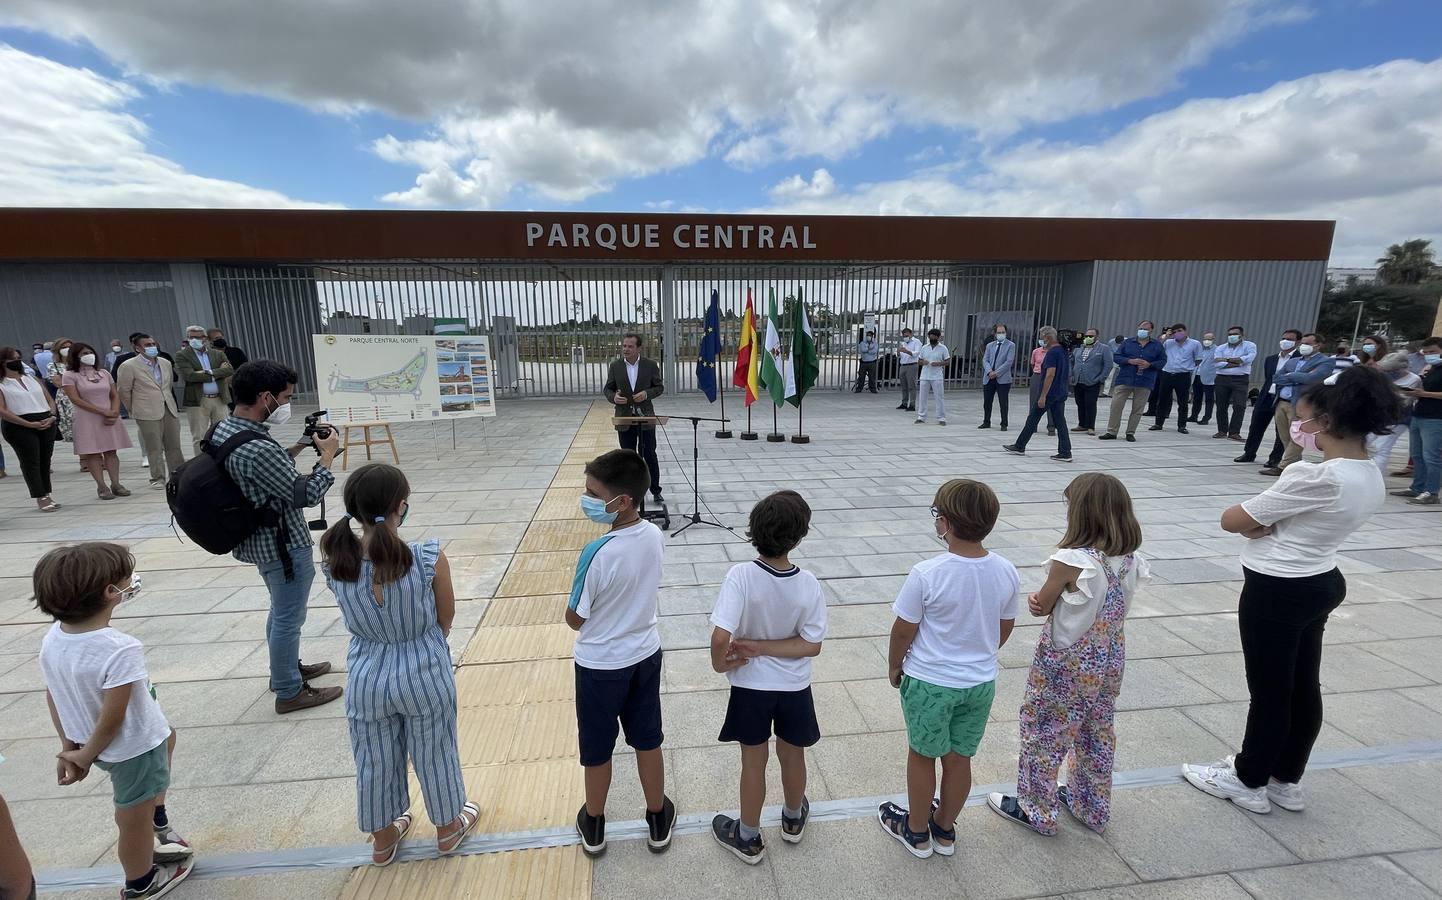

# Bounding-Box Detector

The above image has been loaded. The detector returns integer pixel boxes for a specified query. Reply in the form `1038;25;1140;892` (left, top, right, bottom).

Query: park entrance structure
0;209;1333;399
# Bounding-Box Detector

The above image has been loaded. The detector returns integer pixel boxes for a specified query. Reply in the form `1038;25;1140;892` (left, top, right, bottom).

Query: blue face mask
581;494;620;524
143;346;160;358
1426;354;1442;366
1227;334;1241;344
1136;329;1150;340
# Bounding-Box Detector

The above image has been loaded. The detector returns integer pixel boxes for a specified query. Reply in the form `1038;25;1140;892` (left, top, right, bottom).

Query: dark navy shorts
718;685;820;748
575;649;664;766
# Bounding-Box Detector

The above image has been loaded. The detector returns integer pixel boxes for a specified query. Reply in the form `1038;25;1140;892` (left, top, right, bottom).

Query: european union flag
697;288;722;402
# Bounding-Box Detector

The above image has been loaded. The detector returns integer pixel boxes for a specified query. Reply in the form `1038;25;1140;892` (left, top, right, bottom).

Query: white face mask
1202;340;1213;348
266;397;293;425
1297;343;1316;356
79;353;97;366
58;347;69;358
1279;339;1296;351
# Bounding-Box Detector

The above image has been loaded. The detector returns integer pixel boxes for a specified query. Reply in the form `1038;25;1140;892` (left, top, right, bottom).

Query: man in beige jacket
117;332;185;488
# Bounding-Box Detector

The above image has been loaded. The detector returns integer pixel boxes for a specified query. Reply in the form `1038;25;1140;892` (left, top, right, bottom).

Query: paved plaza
2;389;1440;899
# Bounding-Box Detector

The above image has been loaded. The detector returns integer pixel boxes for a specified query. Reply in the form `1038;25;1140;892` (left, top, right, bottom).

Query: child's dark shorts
575;649;664;766
718;685;820;748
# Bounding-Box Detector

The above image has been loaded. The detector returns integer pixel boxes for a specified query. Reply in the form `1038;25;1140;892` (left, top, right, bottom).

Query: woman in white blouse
1183;366;1401;813
0;345;62;511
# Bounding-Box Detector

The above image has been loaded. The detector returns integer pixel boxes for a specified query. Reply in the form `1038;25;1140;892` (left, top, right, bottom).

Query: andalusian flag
758;288;786;407
732;288;760;405
786;287;819;407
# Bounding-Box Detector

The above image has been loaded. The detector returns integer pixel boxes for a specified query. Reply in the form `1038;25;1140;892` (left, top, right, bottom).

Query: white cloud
0;45;335;208
768;169;837;202
758;59;1442;265
1;0;1300;206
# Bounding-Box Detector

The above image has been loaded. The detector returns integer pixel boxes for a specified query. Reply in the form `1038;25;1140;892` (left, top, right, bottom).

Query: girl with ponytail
320;463;479;865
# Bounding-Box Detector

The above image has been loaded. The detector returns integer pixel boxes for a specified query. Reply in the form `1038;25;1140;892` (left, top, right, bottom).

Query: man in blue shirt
1150;324;1203;433
1188;331;1218;427
853;330;879;394
1210;325;1258;439
1100;320;1165;442
1003;326;1072;461
1261;332;1335;476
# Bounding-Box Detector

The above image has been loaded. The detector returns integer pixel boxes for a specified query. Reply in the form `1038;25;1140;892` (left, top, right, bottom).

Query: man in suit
175;325;235;455
1233;332;1294;466
117;332;185;488
1261;331;1336;476
207;327;249;369
604;333;664;502
978;324;1015;430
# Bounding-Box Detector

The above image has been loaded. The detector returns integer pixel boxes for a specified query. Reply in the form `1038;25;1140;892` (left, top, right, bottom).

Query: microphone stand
669;414;734;537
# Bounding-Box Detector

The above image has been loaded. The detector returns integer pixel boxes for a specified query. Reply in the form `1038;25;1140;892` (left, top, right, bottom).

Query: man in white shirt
895;328;922;411
603;334;665;503
914;329;951;426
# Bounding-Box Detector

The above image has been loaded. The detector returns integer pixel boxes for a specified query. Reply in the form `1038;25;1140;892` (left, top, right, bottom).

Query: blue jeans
1013;396;1071;456
1409;417;1442;496
259;551;316;701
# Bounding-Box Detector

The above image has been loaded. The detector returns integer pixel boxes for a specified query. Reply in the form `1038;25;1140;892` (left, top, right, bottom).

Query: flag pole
715;362;732;438
767;403;784;442
790;395;810;443
741;405;756;440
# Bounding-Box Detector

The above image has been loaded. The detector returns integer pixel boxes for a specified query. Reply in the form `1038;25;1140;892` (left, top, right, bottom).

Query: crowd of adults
0;328;247;511
858;323;1442;497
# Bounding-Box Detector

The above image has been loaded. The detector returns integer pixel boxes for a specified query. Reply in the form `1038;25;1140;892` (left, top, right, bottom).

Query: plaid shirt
210;415;334;565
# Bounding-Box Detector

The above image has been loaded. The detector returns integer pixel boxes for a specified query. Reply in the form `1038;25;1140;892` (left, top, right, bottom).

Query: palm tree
1376;239;1437;285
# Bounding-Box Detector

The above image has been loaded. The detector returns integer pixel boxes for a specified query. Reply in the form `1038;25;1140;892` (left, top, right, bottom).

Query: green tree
1316;283;1440;345
1376;239;1437;285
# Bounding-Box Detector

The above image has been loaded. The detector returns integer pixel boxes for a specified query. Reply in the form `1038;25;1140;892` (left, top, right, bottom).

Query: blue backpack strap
568;533;617;611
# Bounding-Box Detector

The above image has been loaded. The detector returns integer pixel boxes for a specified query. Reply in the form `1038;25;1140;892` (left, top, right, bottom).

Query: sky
0;0;1439;265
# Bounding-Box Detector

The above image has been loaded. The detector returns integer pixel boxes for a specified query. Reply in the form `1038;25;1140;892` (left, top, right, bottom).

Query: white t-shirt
897;337;923;365
38;624;171;763
1240;458;1384;577
1045;549;1150;649
893;551;1020;689
710;561;827;691
917;343;950;381
573;520;665;670
0;375;51;415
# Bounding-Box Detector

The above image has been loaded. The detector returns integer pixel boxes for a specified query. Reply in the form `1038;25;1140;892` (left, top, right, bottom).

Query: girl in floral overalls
987;472;1148;835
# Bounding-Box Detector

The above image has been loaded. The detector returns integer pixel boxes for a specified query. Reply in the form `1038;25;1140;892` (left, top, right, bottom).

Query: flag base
740;431;758;440
766;433;786;442
714;429;733;439
790;434;811;444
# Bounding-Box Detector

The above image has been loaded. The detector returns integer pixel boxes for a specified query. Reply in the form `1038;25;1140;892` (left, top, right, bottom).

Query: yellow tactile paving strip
341;403;615;899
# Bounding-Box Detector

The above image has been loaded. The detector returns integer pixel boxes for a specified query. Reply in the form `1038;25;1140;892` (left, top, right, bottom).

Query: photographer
211;360;342;714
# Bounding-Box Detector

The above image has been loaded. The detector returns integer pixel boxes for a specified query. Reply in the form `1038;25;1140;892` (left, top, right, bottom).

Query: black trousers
1234;566;1346;788
1072;382;1101;431
853;360;878;392
618;426;662;496
1153;371;1191;427
1188;376;1215;423
1;413;57;499
1213;374;1250;435
982;380;1010;426
1242;396;1285;463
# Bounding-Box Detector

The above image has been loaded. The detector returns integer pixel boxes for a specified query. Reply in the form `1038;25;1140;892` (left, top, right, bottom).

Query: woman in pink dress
61;342;132;500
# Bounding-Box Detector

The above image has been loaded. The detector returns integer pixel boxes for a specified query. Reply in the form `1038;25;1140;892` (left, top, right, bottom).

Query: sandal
437;802;481;856
877;801;932;859
37;502;60;513
111;484;132;497
98;487;116;501
928;799;956;857
369;813;413;867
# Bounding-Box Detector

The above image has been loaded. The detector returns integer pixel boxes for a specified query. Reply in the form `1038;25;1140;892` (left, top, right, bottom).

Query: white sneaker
1222;754;1304;811
1181;760;1271;813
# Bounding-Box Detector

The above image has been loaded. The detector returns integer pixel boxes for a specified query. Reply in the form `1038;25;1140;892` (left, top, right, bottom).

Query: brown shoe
275;683;343;714
1391;468;1413;478
298;660;333;680
1259;467;1283;477
1228;434;1244;442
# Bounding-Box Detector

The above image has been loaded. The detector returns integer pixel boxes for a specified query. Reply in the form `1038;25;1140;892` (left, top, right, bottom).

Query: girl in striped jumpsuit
987;472;1147;835
321;463;479;866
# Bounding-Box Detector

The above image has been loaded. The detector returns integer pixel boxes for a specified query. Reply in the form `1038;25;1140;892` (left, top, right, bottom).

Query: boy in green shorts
36;543;193;898
878;480;1018;859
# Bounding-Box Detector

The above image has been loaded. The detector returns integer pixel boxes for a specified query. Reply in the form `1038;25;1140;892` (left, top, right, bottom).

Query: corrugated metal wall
0;263;182;356
209;266;326;395
1090;260;1327;382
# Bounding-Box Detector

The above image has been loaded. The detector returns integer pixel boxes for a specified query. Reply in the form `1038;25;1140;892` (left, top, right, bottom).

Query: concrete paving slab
1390;849;1442;894
1230;856;1438;900
1060;874;1254;900
591;827;777;900
1247;769;1438;860
948;802;1141;899
1101;784;1297;880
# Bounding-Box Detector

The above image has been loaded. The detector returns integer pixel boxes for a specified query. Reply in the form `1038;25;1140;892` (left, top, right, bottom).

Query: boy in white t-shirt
878;480;1019;859
708;490;827;864
565;449;675;857
35;543;193;899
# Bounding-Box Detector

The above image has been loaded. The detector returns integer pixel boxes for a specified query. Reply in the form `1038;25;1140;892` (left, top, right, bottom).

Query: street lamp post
1349;300;1365;349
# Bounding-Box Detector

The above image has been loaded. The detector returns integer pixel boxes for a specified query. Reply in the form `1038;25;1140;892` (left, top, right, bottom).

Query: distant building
1326;267;1378;288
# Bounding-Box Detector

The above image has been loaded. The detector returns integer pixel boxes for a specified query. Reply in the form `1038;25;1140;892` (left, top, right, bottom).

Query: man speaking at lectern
604;333;664;503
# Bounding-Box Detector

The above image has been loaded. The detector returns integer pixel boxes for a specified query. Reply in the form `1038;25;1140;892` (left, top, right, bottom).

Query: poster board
313;334;497;422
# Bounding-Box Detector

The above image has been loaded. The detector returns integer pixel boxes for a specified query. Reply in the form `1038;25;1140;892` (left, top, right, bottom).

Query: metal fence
207;260;1064;396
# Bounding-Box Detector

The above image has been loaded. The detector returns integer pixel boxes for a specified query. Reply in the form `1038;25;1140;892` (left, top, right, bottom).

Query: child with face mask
35;543;193;899
565;449;675;858
319;463;480;865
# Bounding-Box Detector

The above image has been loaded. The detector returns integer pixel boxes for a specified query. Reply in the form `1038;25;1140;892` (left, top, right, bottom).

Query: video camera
302;409;335;452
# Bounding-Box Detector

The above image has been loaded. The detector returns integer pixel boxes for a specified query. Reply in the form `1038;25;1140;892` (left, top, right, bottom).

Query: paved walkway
2;390;1439;899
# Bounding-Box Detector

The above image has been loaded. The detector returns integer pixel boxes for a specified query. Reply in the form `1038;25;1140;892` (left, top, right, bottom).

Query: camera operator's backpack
166;425;285;558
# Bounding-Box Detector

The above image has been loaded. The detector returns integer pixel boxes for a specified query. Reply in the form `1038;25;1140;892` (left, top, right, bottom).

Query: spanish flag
732;288;760;405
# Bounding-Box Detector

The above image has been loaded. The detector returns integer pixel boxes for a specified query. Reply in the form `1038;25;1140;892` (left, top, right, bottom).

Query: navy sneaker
576;806;606;857
985;793;1048;834
711;814;765;864
645;795;676;853
780;796;809;844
